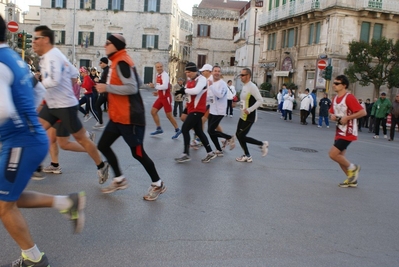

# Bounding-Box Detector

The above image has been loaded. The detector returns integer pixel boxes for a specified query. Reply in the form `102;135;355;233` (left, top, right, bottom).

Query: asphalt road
2;90;399;266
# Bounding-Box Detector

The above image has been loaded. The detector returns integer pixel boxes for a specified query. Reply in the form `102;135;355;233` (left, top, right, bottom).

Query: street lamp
251;8;258;82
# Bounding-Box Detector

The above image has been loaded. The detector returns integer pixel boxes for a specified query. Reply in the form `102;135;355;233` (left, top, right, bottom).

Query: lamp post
251;8;258;82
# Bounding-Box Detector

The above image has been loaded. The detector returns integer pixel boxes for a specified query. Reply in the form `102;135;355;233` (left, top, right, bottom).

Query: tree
345;37;399;98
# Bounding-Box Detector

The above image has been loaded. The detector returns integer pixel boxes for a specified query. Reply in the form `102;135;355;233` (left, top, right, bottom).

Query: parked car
259;90;278;111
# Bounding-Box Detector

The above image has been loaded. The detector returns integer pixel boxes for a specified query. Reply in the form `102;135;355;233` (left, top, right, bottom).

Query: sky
15;0;203;14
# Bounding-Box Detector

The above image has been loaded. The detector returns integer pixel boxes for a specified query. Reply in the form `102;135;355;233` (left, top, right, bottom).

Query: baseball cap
199;64;213;72
381;92;386;96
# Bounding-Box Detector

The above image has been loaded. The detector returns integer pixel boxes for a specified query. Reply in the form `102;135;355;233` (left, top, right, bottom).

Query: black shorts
53;121;70;137
182;108;188;115
39;104;82;134
334;139;352;151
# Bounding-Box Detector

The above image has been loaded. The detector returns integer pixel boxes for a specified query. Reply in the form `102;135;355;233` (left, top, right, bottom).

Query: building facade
191;0;248;83
37;0;191;83
258;0;399;100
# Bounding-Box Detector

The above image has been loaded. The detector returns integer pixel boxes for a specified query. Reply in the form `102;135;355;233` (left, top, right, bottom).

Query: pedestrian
282;88;294;121
0;15;86;266
280;84;288;119
368;97;377;133
310;89;317;125
388;93;399;141
172;78;185;117
328;75;366;188
372;92;392;139
32;25;109;184
78;66;100;123
174;62;217;163
148;62;182;139
318;93;331;128
298;88;314;125
235;68;269;163
96;34;166;201
93;57;110;129
357;99;366;132
226;80;236;117
207;65;236;156
363;98;371;128
277;89;283;114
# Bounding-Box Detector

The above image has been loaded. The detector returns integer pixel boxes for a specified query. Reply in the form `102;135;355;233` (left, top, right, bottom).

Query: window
80;0;95;9
282;30;286;48
108;0;124;11
287;28;295;47
144;67;153;84
144;0;160;12
197;55;206;68
142;35;159;49
197;24;210;37
360;22;371;42
233;27;239;39
230;57;235;66
80;59;90;68
267;33;276;50
368;0;382;9
308;22;321;44
372;23;383;40
52;0;66;8
78;32;94;47
54;30;66;45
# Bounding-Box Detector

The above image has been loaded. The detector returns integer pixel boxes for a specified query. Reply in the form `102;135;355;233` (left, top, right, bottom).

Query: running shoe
43;164;62;174
339;180;358;188
143;182;167;201
261;141;269;157
93;122;105;129
9;252;50;267
97;161;109;184
150;128;163;136
175;154;191;163
101;178;128;194
31;172;46;181
60;191;86;234
83;114;92;122
215;150;224;157
346;164;360;184
221;139;230;150
236;155;253;163
171;129;182;140
201;152;217;163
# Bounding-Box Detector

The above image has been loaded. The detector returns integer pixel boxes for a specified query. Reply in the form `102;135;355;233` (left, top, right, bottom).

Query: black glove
176;87;185;95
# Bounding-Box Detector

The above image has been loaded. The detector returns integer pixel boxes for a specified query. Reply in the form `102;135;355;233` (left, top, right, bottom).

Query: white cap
199;64;213;72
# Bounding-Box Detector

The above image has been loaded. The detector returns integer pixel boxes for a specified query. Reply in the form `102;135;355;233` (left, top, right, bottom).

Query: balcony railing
259;0;399;26
233;32;247;43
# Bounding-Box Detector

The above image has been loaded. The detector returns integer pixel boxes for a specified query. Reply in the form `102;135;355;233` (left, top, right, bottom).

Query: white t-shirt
39;47;79;108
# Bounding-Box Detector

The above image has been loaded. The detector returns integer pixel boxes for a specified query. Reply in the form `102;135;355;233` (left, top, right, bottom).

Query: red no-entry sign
7;21;19;33
317;60;327;70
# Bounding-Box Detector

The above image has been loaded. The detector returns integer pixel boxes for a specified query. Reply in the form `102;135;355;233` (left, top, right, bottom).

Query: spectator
318;93;331;128
372;92;392;139
388;93;399;141
282;89;294;121
310;89;317;125
299;88;314;125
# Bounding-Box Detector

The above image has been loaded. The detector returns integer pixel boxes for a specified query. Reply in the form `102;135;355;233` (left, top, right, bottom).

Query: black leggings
181;112;212;155
207;114;232;151
97;124;160;183
79;93;99;122
235;118;262;156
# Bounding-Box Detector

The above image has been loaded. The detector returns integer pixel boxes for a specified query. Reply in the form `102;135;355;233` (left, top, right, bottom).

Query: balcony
233;32;247;43
259;0;399;27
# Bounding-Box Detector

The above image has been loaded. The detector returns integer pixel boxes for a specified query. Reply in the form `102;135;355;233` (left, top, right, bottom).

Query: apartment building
191;0;247;82
39;0;192;82
258;0;399;99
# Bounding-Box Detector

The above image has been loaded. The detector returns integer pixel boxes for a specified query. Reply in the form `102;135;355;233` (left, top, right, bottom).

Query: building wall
259;1;399;101
38;0;189;82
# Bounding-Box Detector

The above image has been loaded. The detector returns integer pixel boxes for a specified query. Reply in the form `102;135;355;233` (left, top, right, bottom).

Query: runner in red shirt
328;75;366;188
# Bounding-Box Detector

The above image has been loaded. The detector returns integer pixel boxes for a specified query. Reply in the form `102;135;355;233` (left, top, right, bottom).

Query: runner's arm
0;63;16;126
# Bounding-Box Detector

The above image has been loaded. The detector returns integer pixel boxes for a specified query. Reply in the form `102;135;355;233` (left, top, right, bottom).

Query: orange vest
107;50;145;125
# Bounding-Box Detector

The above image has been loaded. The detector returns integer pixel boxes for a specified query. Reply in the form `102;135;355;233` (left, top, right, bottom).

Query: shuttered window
142;35;159;49
108;0;124;11
360;22;370;42
372;23;383;40
144;0;160;12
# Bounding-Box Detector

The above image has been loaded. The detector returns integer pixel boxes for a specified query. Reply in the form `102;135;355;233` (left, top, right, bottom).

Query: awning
274;71;290;77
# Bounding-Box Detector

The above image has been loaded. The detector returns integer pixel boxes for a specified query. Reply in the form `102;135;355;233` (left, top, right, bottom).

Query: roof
198;0;249;11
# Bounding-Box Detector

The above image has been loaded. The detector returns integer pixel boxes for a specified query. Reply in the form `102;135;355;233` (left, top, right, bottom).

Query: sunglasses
34;36;45;40
333;82;342;85
239;74;248;77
